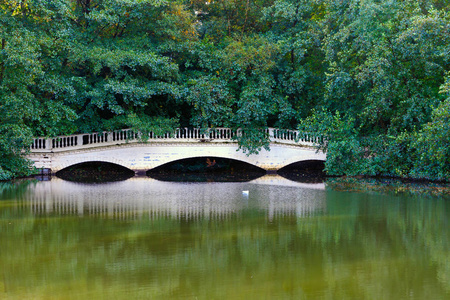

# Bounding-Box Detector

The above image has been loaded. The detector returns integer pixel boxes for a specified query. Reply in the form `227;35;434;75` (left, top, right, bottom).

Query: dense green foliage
1;0;450;180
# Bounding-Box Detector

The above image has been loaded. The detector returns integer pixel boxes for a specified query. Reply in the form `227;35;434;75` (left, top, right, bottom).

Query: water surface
0;176;448;299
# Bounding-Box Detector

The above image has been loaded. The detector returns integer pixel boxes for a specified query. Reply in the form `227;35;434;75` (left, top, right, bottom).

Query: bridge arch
55;161;135;182
278;159;326;172
56;161;135;173
146;156;267;181
277;159;326;183
53;157;133;174
147;156;266;172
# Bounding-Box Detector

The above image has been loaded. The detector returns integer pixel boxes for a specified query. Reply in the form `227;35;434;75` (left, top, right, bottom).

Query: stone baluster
268;128;274;141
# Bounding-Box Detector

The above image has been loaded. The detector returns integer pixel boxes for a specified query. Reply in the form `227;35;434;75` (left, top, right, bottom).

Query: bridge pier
134;170;148;176
35;168;52;175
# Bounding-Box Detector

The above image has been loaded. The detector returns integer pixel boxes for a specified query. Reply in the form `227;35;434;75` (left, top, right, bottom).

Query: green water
0;176;448;299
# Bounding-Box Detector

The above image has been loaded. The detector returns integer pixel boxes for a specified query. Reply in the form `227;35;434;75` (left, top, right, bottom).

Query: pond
0;176;448;299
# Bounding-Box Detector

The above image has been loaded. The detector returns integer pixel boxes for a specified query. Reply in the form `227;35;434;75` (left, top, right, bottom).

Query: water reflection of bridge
28;176;326;220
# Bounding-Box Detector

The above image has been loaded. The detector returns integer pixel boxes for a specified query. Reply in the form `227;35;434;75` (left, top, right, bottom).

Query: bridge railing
30;128;321;152
269;128;323;144
29;130;139;152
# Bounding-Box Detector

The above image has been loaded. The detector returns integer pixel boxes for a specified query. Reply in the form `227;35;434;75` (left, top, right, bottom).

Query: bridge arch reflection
27;176;326;221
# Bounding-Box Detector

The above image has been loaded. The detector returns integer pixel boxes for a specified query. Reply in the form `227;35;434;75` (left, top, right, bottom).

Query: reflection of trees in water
309;192;450;297
0;179;448;299
0;180;35;201
326;177;450;197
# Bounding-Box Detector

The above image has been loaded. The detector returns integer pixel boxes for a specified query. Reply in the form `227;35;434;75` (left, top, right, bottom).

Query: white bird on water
242;190;249;197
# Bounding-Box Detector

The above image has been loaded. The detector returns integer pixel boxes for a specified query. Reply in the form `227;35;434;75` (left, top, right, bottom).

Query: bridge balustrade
30;127;321;152
52;135;79;149
30;138;48;150
84;132;106;145
111;130;137;142
273;129;324;144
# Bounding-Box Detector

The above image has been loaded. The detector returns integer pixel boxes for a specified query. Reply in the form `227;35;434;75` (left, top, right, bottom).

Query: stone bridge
27;128;326;175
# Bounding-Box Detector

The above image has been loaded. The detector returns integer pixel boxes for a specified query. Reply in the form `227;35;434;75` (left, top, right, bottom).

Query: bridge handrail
30;127;322;152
